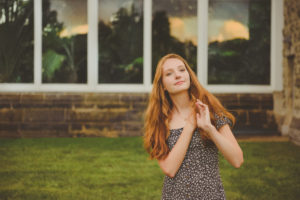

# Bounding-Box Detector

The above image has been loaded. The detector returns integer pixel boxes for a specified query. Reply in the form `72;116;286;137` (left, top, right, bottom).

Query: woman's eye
180;68;185;72
166;72;172;76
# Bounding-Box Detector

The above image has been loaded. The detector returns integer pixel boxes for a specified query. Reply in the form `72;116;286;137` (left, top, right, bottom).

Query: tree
152;11;197;80
98;3;143;83
0;0;34;83
42;0;87;83
208;0;271;85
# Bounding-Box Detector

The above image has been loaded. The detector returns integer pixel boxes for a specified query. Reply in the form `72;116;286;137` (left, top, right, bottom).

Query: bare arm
196;99;244;168
157;116;195;178
206;124;244;168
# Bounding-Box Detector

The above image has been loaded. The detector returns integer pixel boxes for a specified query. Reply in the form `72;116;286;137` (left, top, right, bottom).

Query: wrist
204;124;215;133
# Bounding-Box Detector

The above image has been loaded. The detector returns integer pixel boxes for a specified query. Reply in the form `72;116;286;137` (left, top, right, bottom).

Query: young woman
144;53;244;199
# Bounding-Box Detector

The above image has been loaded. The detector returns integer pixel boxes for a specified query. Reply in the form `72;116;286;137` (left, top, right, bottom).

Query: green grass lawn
0;137;299;200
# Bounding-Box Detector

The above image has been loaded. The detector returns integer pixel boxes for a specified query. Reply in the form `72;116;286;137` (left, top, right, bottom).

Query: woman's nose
175;72;181;79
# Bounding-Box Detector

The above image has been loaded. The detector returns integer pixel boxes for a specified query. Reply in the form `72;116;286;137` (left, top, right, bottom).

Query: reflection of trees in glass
0;0;34;83
42;0;87;83
98;4;143;83
208;0;270;85
152;11;197;80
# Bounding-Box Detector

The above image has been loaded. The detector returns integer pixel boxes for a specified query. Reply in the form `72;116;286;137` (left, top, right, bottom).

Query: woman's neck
169;91;191;114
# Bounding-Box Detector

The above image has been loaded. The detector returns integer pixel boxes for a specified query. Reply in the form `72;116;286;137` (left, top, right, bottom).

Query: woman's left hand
195;99;213;133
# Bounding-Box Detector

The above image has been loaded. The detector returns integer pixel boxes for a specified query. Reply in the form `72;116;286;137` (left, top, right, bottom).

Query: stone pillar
279;0;300;145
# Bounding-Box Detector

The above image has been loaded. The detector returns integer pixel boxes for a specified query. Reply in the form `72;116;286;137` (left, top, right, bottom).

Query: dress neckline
169;127;184;131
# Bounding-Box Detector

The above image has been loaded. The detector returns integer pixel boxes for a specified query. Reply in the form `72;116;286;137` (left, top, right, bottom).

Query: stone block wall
274;0;300;145
215;94;278;135
0;93;148;138
0;93;279;138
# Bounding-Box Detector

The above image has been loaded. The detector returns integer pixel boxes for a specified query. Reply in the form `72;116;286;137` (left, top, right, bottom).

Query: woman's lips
175;81;184;85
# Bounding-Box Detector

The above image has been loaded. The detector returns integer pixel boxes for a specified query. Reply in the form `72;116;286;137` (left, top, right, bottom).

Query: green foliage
0;138;299;200
0;0;272;84
121;57;144;82
152;11;197;79
0;0;34;83
42;50;66;81
98;4;143;83
99;5;196;83
0;0;87;83
41;1;87;83
208;0;271;85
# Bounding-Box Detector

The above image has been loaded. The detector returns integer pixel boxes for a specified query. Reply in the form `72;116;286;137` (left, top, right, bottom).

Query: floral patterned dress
161;114;233;200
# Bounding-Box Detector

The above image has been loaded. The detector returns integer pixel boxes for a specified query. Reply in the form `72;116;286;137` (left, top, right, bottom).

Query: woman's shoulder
213;112;233;130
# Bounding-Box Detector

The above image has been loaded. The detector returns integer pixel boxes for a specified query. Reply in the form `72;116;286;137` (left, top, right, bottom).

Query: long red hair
144;53;235;160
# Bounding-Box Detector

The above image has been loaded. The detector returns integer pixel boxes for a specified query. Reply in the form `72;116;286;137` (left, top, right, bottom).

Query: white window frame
0;0;283;93
198;0;283;93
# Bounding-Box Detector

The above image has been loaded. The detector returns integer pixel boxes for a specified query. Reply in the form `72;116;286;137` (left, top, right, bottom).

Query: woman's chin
168;87;189;95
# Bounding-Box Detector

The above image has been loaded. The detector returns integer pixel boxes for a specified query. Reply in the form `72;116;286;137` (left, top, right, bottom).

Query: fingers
195;99;212;130
195;100;206;112
196;99;209;112
196;99;206;107
195;100;211;122
196;113;200;120
195;102;202;113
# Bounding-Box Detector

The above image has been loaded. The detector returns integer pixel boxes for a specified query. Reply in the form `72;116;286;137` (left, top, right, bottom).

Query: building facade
0;0;299;145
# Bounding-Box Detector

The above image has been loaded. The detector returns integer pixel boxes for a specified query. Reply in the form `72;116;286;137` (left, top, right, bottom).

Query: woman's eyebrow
164;68;173;73
164;65;185;73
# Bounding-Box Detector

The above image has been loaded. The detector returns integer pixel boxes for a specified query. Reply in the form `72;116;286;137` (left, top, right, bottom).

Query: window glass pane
98;0;143;83
0;0;34;83
152;0;197;80
42;0;87;83
208;0;271;85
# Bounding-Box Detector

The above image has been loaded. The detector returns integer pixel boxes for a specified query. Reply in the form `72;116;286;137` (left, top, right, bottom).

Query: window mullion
144;0;152;89
34;0;42;89
197;0;208;87
271;0;283;91
88;0;98;89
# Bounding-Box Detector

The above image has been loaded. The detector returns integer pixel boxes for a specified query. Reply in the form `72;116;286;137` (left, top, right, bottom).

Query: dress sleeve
213;112;233;130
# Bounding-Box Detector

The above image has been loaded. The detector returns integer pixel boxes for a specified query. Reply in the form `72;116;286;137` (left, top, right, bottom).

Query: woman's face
162;58;191;95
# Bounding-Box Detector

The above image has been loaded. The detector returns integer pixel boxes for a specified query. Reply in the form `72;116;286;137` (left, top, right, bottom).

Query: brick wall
215;94;278;135
0;93;279;138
